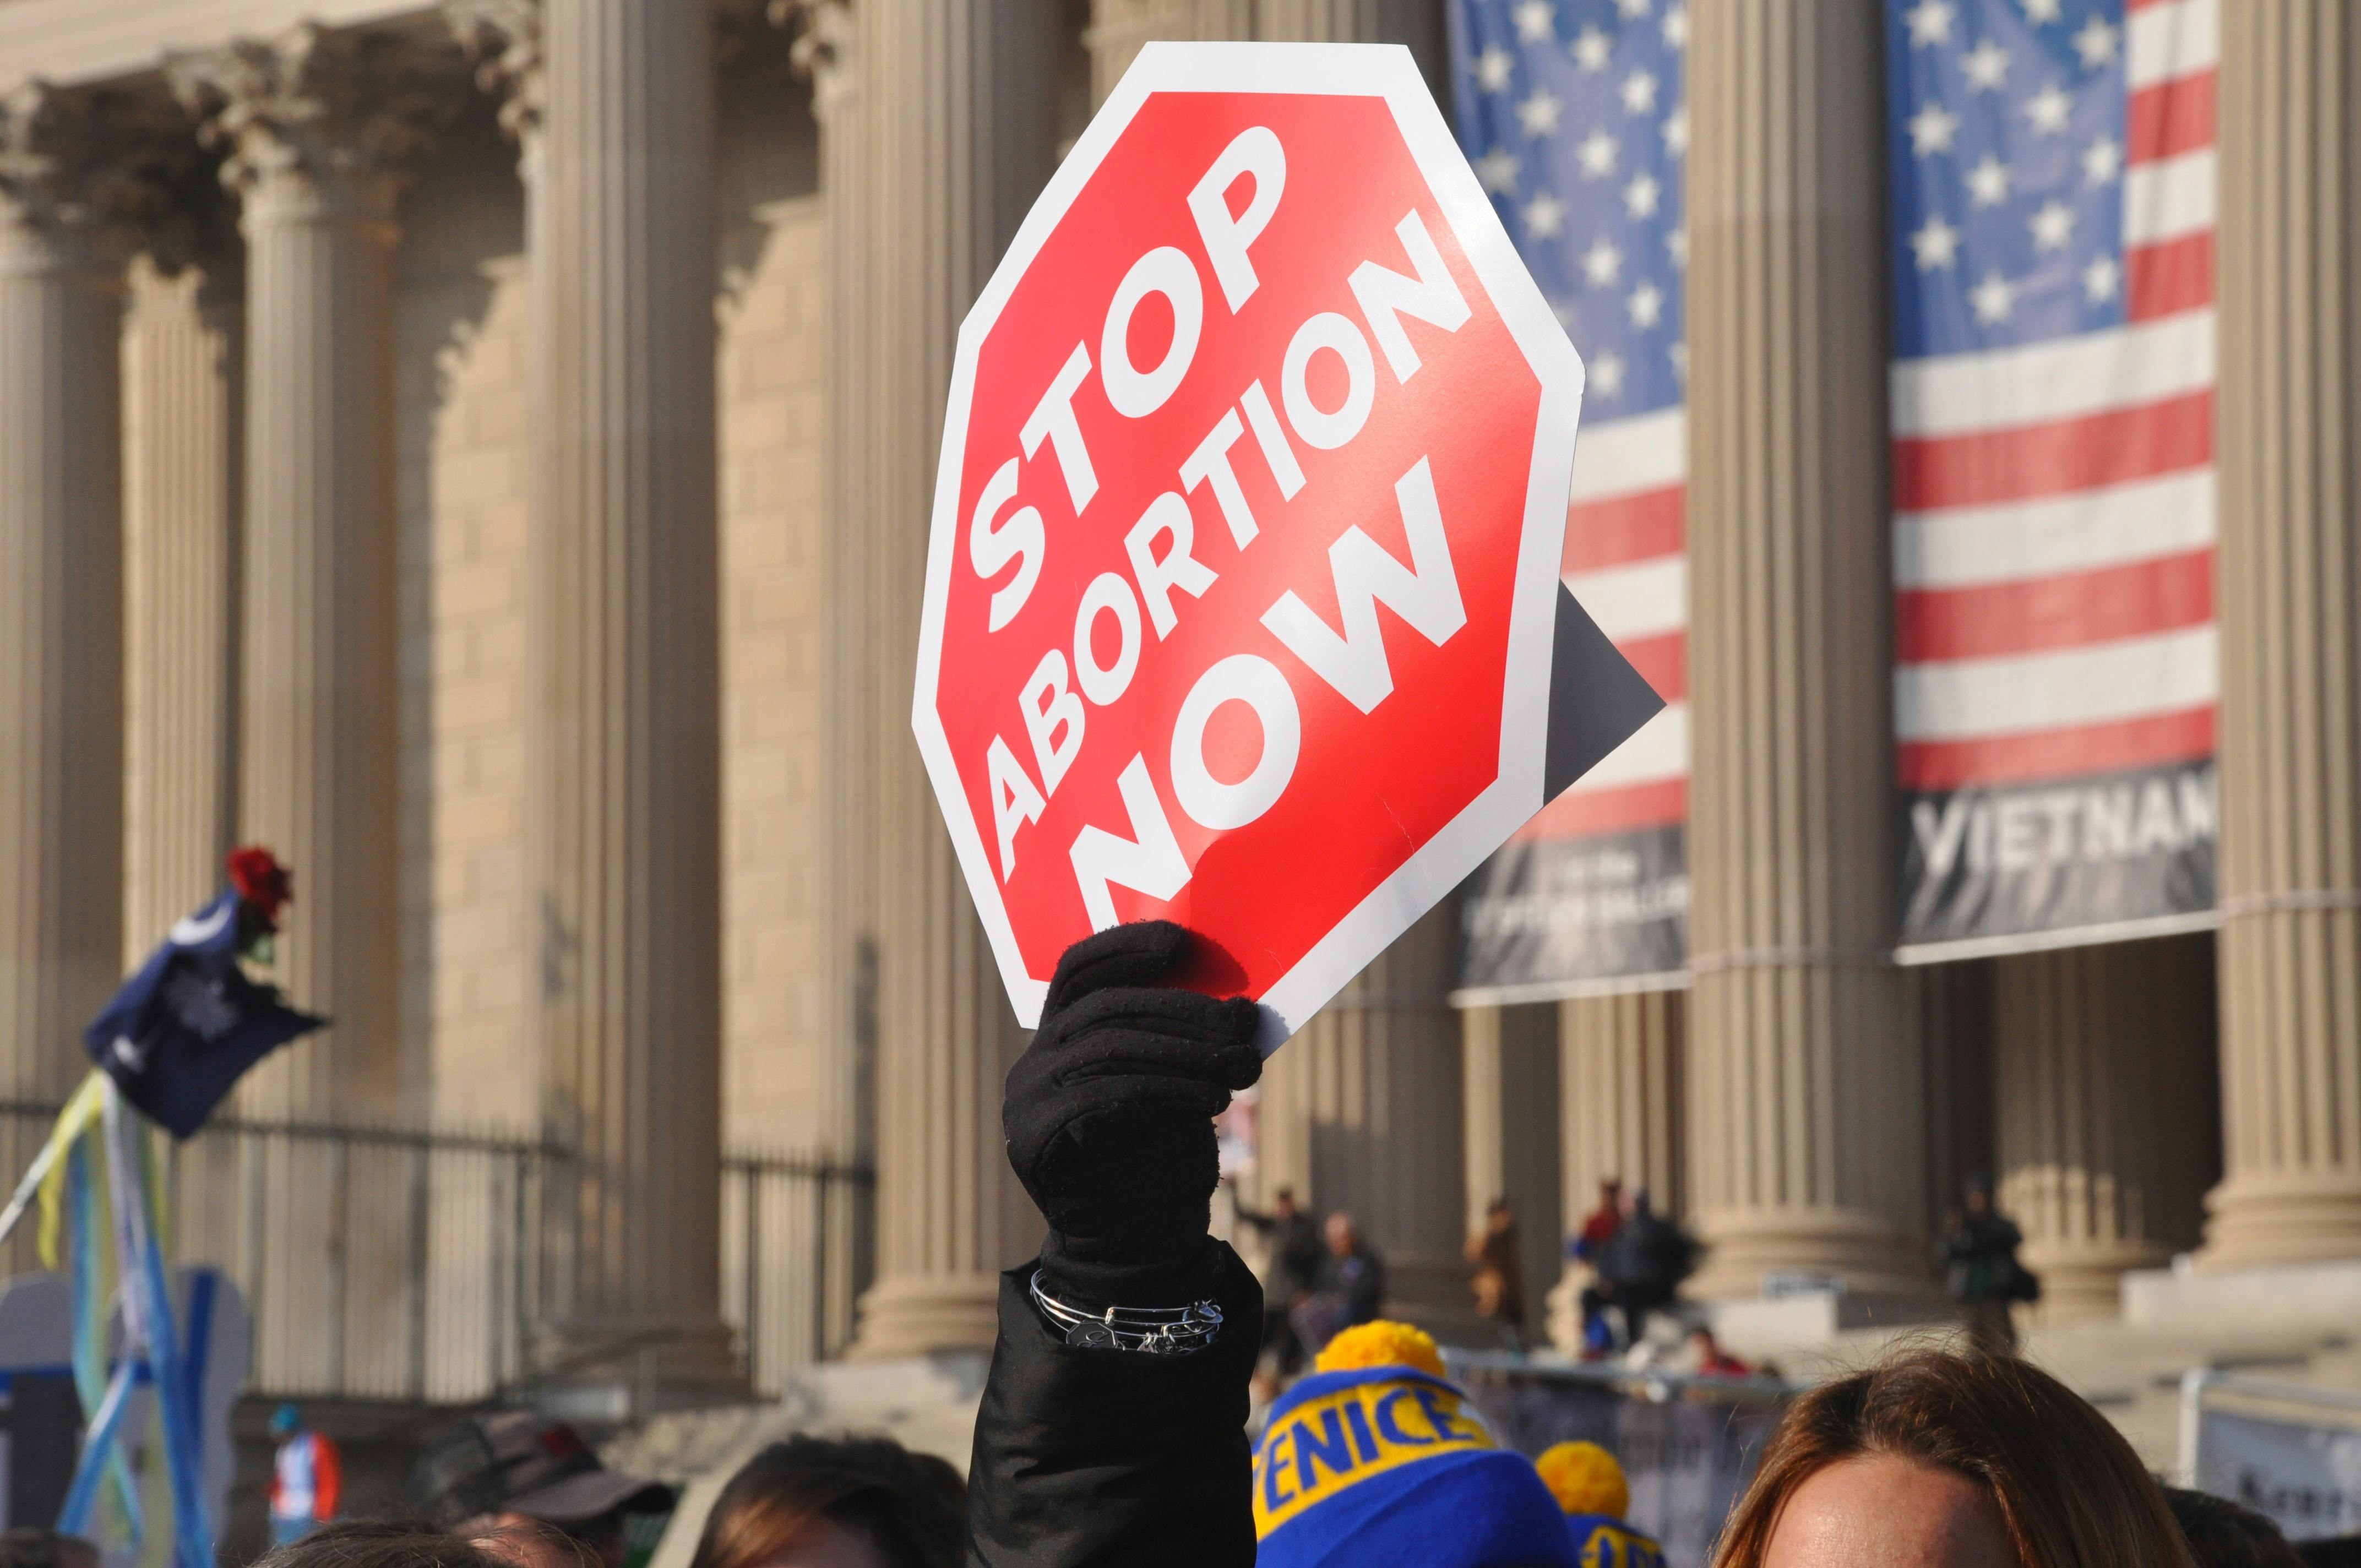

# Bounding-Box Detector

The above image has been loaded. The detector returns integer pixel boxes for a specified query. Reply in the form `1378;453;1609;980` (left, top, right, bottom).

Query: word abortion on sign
913;43;1657;1045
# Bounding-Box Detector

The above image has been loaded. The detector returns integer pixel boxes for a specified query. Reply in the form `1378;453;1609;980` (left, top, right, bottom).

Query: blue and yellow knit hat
1536;1442;1667;1568
1253;1324;1581;1568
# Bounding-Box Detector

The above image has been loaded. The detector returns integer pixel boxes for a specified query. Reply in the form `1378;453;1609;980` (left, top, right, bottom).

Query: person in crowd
1941;1175;2037;1354
1292;1211;1386;1355
1572;1178;1623;1265
1587;1188;1696;1352
1684;1325;1751;1378
1234;1185;1325;1374
1709;1346;2197;1568
411;1410;674;1568
687;1435;965;1568
1568;1178;1625;1357
469;1521;598;1568
0;1531;97;1568
252;1521;507;1568
2166;1488;2308;1568
1254;1320;1581;1568
1464;1195;1526;1350
966;920;1267;1564
267;1402;345;1545
1536;1440;1666;1568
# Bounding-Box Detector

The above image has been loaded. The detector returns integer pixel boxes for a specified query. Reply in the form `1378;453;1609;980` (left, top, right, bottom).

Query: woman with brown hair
687;1436;965;1568
1712;1347;2198;1568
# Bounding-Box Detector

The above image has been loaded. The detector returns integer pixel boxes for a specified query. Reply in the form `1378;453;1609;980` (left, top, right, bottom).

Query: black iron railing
0;1102;872;1404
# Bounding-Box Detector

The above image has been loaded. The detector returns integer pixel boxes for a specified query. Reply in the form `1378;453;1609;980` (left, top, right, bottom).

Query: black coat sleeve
966;1241;1263;1568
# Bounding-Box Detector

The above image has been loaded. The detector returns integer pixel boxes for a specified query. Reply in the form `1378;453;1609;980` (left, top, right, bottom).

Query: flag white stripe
2129;0;2218;91
1568;409;1685;502
1569;703;1688;790
1890;311;2212;438
2124;150;2215;248
1895;625;2218;741
1895;470;2216;589
1566;556;1684;641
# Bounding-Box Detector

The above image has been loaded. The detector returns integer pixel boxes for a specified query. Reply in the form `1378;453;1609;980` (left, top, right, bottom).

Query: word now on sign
914;43;1652;1047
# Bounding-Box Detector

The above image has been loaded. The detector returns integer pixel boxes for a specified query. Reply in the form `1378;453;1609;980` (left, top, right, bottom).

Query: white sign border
911;40;1585;1049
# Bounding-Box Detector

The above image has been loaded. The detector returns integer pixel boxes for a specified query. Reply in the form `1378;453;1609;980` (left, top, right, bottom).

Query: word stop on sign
913;42;1649;1049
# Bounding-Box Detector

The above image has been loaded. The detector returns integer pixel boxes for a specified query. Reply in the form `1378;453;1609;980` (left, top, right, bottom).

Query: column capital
0;80;169;263
167;25;438;229
769;0;852;116
447;0;544;154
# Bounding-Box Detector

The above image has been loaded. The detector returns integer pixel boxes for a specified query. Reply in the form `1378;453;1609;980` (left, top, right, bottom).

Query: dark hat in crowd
412;1411;673;1528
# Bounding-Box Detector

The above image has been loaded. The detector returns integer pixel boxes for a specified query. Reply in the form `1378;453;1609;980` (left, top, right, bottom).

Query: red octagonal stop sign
915;43;1591;1047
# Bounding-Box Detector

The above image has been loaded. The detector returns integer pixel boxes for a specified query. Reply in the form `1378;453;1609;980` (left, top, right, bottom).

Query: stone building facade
1;0;2355;1397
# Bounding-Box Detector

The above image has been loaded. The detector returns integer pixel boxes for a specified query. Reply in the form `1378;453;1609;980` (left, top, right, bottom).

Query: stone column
0;83;127;1114
172;31;423;1121
1683;0;1925;1299
1085;2;1439;109
1993;938;2216;1316
2203;2;2361;1267
1547;990;1684;1347
1914;959;1994;1239
450;0;738;1382
825;1;1063;1359
1255;1;1437;66
770;0;875;1360
1084;2;1253;105
1256;906;1475;1337
121;248;243;956
1462;1003;1563;1292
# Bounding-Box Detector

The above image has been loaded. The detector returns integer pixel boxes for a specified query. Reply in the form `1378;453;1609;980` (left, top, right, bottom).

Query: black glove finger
1037;985;1261;1054
1040;920;1193;1017
1005;1029;1260;1155
1049;1030;1263;1096
1005;1066;1243;1167
1021;999;1261;1098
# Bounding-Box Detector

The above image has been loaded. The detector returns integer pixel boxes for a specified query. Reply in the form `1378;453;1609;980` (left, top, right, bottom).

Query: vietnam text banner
1885;0;2219;957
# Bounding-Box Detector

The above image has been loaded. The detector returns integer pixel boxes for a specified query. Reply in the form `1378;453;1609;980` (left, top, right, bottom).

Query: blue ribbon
67;1137;144;1545
128;1126;212;1568
56;1356;139;1538
96;1086;213;1568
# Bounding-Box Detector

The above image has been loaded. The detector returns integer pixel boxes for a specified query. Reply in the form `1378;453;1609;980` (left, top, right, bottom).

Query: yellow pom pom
1313;1320;1446;1379
1536;1440;1629;1519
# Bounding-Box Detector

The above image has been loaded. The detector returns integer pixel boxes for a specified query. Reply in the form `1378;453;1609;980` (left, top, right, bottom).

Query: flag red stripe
1617;629;1686;704
2127;231;2213;321
1895;548;2213;662
1563;483;1685;573
1516;776;1688;840
1891;389;2212;510
1897;705;2217;791
2129;69;2215;164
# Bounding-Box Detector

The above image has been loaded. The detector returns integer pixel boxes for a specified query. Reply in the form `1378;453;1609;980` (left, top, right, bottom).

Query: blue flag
83;889;327;1138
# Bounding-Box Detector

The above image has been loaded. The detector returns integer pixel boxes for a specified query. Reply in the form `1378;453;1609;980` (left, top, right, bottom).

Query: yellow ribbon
37;1072;108;1269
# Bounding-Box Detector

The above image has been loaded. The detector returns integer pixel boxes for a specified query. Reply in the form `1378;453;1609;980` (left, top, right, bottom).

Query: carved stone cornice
445;0;543;154
167;24;439;227
0;79;168;260
768;0;852;116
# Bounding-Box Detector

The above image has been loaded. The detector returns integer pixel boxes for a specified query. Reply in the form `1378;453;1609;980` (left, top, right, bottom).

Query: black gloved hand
1005;921;1263;1307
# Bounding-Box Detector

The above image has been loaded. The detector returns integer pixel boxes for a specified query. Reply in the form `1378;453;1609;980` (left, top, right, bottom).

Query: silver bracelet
1029;1269;1225;1354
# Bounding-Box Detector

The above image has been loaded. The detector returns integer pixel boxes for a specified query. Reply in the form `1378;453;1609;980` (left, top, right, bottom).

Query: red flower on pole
226;846;293;933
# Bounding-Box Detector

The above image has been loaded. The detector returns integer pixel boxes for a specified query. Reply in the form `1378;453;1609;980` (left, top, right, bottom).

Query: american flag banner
1887;0;2218;955
1449;0;1689;997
